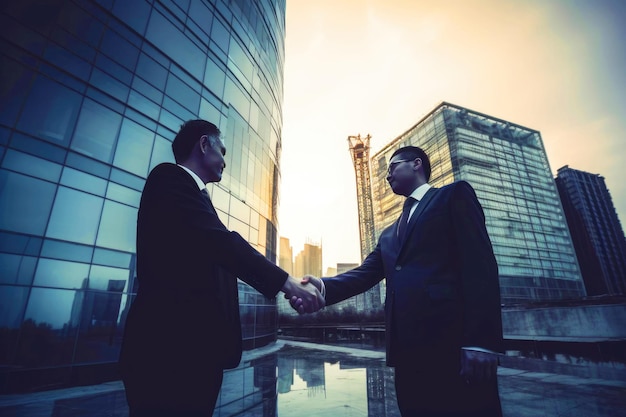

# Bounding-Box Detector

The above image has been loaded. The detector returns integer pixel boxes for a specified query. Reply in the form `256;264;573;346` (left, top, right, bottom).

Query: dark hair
172;119;220;163
390;146;431;182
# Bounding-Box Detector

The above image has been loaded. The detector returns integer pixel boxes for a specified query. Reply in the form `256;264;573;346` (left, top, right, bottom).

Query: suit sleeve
451;181;503;353
146;164;288;298
322;241;385;306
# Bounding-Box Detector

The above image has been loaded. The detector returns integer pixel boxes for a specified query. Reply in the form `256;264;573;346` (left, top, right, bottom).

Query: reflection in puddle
214;344;400;417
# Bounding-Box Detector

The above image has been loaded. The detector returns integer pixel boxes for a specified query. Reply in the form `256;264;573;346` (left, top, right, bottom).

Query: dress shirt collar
177;164;206;191
408;183;431;202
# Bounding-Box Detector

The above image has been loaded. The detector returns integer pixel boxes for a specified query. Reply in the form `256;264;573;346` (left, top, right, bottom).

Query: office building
555;166;626;295
294;240;322;279
370;102;586;304
0;0;286;393
279;236;294;275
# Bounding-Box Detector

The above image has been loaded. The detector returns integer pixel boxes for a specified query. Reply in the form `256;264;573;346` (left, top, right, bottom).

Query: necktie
397;197;416;241
201;188;209;198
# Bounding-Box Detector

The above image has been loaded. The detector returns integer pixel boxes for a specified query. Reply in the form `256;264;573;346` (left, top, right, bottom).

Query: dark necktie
201;188;209;198
397;197;417;241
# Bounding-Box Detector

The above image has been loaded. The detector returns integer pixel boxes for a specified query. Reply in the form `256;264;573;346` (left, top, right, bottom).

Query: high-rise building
370;102;586;304
555;166;626;296
279;236;294;276
0;0;286;393
347;134;382;312
294;241;322;278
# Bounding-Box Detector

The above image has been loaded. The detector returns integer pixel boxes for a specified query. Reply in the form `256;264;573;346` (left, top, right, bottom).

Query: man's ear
199;135;209;154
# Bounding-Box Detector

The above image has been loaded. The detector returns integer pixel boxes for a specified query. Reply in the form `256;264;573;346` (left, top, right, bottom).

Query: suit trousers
394;362;502;417
124;364;223;417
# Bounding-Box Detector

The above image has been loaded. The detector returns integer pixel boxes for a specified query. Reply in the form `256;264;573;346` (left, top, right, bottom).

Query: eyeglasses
387;159;412;175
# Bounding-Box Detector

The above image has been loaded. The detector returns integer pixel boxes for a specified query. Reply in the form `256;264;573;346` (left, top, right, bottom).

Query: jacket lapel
399;187;437;246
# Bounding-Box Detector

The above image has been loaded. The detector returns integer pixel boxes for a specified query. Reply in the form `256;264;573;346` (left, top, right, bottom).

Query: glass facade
0;0;286;393
370;102;586;304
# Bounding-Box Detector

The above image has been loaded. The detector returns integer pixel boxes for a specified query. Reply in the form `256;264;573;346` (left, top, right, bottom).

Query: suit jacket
323;181;503;367
120;163;287;380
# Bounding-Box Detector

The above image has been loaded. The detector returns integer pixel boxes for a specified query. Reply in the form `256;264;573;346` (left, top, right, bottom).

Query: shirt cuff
319;278;326;298
462;346;502;355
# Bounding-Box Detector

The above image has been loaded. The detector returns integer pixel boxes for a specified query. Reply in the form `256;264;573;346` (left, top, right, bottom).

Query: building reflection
220;346;398;417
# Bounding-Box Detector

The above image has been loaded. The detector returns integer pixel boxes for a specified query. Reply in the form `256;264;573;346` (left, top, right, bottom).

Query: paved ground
1;341;625;417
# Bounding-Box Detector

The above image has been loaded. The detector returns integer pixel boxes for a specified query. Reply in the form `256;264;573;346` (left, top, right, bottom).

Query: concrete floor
1;340;625;417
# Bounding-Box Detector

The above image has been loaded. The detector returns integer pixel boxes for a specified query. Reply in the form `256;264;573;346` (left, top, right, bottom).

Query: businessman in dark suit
295;146;503;416
119;119;323;417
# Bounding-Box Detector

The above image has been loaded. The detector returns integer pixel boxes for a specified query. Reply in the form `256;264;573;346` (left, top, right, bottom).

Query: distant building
294;241;323;278
278;240;323;316
555;166;626;295
279;237;294;276
370;102;586;304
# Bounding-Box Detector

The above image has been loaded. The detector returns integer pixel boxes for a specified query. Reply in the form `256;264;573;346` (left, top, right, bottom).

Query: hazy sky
279;0;626;271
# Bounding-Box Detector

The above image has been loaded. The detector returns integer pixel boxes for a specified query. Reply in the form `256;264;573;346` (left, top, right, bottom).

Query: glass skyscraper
0;0;286;393
370;102;586;304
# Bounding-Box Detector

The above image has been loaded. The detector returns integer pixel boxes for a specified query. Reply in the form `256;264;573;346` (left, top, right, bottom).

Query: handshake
281;275;325;314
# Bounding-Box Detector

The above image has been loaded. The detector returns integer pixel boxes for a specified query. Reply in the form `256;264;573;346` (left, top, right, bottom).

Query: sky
279;0;626;272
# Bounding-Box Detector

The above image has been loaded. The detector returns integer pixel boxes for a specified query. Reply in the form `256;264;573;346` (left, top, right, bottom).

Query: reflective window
96;200;137;252
93;248;133;269
71;99;122;163
88;265;129;291
112;0;151;34
95;53;133;85
46;187;103;245
224;78;250;121
135;52;168;90
131;76;163;105
89;68;130;102
73;283;126;362
162;97;195;126
158;108;184;133
43;44;91;81
16;76;82;146
199;98;221;125
230;196;250;223
24;287;81;329
203;57;226;98
1;149;62;183
145;10;205;79
128;89;160;120
0;57;34;127
228;40;253;83
33;258;90;289
166;75;200;113
100;29;139;71
40;239;93;264
229;216;249;240
113;118;154;177
211;18;230;53
60;167;108;196
106;182;141;207
19;287;79;366
0;171;56;235
0;285;29;328
0;254;36;285
58;3;104;47
188;1;213;36
149;134;174;171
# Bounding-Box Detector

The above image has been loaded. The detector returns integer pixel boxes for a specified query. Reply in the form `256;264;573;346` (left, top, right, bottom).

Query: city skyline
279;0;626;271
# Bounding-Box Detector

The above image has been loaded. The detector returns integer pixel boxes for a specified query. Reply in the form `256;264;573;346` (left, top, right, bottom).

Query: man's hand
459;349;499;384
300;275;323;293
281;275;325;314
